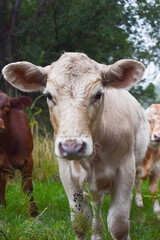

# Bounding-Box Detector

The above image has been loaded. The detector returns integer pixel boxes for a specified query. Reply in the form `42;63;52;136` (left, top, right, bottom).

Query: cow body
0;92;38;217
2;52;149;239
58;88;149;240
136;104;160;219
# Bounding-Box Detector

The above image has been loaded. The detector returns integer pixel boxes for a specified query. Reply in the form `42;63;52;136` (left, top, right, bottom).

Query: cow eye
91;91;103;105
46;92;57;105
5;104;11;109
95;92;103;101
46;92;52;100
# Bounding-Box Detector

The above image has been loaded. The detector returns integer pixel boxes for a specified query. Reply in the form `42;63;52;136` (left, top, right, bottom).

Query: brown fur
0;91;38;217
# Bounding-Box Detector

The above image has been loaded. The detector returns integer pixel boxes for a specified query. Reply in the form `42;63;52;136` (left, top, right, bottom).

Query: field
0;134;160;240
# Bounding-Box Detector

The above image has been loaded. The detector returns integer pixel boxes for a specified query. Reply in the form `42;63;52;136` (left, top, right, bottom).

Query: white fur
153;200;160;219
2;52;149;240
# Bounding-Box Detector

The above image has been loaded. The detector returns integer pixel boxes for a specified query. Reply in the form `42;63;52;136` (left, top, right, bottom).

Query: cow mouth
151;140;160;143
64;155;84;161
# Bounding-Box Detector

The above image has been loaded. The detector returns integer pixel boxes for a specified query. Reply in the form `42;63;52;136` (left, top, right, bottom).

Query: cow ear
11;96;32;110
101;59;145;88
2;61;47;92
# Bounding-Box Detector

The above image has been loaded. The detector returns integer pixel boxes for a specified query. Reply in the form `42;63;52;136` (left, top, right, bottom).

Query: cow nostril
62;143;82;153
59;140;86;157
154;134;160;141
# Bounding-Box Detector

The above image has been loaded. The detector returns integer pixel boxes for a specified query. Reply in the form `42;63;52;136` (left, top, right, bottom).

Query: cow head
146;105;160;146
2;52;145;159
0;91;32;132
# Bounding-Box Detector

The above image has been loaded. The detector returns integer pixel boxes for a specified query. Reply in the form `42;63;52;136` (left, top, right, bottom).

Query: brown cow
136;104;160;219
0;91;38;217
2;52;149;240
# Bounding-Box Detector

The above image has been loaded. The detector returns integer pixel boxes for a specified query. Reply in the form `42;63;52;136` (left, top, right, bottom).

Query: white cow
2;52;149;240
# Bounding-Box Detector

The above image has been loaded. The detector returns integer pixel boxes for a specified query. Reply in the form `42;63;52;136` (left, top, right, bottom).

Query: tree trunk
0;0;21;95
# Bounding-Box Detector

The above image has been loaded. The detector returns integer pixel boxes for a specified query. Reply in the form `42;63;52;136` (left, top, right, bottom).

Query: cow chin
149;141;160;151
54;136;93;160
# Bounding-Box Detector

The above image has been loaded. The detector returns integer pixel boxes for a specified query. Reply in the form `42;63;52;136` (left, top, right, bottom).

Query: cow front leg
0;172;7;205
149;164;160;219
21;155;38;217
135;169;143;208
91;194;103;240
58;159;92;240
64;186;92;240
107;161;135;240
71;192;92;240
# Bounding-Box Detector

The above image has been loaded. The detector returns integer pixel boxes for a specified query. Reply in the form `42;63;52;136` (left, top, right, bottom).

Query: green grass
0;176;160;240
130;182;160;240
32;133;59;182
0;177;75;240
0;133;159;240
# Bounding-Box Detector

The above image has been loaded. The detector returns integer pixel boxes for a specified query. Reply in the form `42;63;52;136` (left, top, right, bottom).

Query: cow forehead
146;104;160;117
45;53;103;98
46;77;103;104
145;105;160;133
48;53;102;80
152;116;160;126
52;52;101;72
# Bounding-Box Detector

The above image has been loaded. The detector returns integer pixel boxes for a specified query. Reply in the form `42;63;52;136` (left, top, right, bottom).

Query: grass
0;177;75;240
32;131;59;181
0;176;160;240
0;132;160;239
130;182;160;240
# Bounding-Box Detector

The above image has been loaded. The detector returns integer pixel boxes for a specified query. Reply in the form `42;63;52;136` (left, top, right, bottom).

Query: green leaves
1;0;159;108
129;82;157;108
12;0;135;64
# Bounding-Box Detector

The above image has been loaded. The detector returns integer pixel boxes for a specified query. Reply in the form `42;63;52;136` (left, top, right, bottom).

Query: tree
12;0;135;65
125;0;160;66
129;82;157;108
0;0;159;108
0;0;22;92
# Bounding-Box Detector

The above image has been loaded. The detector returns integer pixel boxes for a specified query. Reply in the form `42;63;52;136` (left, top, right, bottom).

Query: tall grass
25;96;59;181
32;127;59;182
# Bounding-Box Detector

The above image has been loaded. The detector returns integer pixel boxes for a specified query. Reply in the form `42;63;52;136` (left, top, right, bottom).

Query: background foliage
0;1;160;238
0;0;159;112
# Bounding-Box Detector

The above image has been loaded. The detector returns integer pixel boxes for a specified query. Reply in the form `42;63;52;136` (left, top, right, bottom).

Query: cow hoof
137;202;143;208
136;196;143;208
30;209;39;217
153;200;160;219
91;235;101;240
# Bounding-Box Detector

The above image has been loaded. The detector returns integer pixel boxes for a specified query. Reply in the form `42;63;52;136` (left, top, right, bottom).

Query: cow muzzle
55;137;93;159
153;133;160;142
